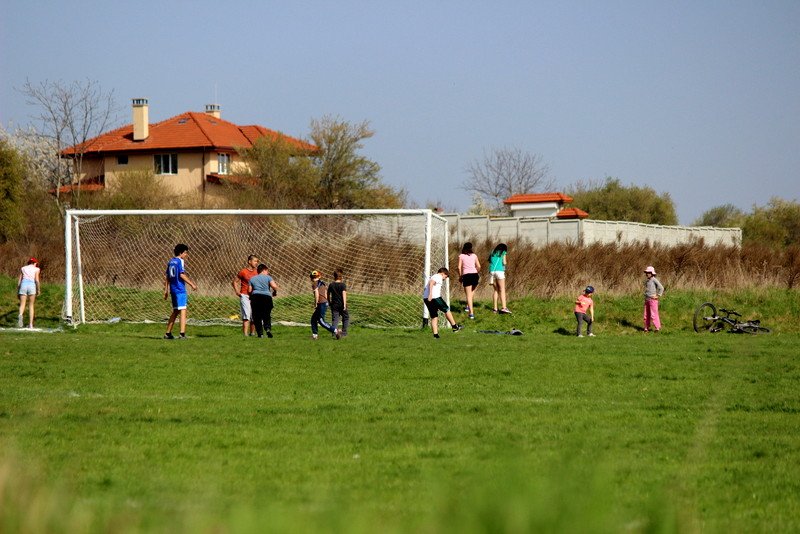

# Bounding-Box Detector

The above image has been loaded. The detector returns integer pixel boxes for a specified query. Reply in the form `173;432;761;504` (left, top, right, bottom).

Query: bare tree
464;147;554;213
18;79;118;206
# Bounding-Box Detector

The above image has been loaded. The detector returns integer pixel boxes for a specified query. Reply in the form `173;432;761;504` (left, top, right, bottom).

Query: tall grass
3;225;799;304
451;239;800;300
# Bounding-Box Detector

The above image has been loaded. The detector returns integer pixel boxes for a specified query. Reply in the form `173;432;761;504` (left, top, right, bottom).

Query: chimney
132;98;149;141
205;103;221;119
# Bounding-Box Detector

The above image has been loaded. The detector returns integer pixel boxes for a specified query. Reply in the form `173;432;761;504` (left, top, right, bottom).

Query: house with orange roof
59;99;314;202
503;192;588;219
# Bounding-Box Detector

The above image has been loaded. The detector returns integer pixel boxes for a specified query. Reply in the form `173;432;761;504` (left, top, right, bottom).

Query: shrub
0;140;25;242
449;240;800;301
566;177;678;225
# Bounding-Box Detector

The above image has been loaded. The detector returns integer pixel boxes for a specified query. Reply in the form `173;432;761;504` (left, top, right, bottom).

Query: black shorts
424;297;449;318
461;273;479;289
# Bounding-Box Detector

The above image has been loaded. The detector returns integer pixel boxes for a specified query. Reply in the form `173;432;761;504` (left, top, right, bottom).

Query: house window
154;154;178;175
117;155;128;165
218;153;230;175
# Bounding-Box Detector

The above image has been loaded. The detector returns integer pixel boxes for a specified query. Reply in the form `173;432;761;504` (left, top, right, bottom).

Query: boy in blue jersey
163;243;198;339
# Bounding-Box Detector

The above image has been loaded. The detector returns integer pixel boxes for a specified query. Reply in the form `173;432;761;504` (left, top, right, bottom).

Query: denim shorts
18;280;37;296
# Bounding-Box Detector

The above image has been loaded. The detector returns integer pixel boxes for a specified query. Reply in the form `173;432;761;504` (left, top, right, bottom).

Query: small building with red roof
59;99;314;200
503;192;588;218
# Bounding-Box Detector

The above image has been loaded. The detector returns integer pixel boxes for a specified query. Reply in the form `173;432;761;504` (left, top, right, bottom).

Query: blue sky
2;0;798;223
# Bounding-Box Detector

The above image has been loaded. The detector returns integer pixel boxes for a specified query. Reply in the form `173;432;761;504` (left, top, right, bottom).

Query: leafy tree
464;147;554;213
566;177;678;225
0;139;26;242
309;116;405;209
693;204;745;227
239;116;405;209
238;135;317;208
741;197;800;247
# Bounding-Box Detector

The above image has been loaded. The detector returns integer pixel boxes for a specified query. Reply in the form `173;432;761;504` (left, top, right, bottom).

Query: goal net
64;209;449;329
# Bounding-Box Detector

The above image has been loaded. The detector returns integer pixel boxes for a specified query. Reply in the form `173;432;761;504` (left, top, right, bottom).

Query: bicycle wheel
739;324;771;335
693;302;717;333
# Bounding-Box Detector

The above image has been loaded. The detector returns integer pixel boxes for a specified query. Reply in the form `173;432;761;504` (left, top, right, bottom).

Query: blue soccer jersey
166;257;186;294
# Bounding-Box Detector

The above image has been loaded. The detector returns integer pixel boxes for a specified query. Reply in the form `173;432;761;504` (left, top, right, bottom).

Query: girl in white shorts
488;244;511;314
17;258;41;328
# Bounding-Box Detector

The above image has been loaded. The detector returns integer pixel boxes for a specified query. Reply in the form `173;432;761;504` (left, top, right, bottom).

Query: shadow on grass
553;327;573;336
0;310;18;326
0;309;63;329
619;318;645;332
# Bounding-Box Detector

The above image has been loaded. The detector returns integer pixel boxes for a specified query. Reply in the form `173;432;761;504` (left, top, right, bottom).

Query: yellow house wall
103;154;150;190
102;152;212;195
72;158;104;183
229;154;249;175
167;152;205;194
210;152;248;175
74;150;253;206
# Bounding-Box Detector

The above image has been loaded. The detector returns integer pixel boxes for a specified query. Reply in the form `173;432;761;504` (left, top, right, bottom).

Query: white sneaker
577;334;584;338
311;334;318;340
588;333;596;337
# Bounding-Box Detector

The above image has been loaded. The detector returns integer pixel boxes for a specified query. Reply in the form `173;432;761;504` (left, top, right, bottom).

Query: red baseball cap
29;257;38;263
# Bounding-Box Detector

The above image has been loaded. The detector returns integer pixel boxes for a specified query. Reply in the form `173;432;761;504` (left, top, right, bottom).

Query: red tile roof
556;207;589;219
503;192;574;205
50;183;105;195
61;111;316;156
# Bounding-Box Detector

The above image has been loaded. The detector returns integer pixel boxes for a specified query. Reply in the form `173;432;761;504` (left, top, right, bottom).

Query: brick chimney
132;98;149;141
205;104;221;119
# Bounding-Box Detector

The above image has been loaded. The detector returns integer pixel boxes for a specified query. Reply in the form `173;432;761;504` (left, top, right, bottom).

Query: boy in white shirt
423;268;463;338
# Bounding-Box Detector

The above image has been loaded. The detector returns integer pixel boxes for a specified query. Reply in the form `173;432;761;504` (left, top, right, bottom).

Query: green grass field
2;276;799;533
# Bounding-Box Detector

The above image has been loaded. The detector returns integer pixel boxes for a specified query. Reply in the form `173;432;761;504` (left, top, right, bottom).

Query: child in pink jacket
574;285;595;337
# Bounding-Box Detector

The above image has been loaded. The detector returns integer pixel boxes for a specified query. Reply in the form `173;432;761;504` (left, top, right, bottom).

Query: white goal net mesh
65;210;448;329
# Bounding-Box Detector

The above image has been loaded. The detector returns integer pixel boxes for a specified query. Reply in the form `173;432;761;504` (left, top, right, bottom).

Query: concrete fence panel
442;214;741;247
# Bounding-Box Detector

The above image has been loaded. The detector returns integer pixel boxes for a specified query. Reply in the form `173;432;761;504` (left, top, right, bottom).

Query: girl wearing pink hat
643;266;664;332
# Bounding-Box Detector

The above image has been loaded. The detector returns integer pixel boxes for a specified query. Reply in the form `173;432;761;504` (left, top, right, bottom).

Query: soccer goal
64;209;449;328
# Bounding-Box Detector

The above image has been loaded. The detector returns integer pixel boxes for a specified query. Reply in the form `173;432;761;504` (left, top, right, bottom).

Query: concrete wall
442;214;741;247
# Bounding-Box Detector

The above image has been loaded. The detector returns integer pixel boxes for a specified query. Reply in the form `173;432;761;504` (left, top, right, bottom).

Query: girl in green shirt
488;243;511;314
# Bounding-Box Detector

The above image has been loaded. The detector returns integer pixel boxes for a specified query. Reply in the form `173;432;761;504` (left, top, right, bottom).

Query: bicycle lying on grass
693;302;771;334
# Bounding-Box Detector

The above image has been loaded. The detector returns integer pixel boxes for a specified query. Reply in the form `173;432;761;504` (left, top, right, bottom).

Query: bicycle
693;302;771;334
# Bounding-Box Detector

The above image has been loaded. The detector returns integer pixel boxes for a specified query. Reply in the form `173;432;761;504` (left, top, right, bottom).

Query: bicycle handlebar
719;308;741;317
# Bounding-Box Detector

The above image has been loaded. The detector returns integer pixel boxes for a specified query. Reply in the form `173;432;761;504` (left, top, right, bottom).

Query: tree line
464;150;798;248
1;79;798;250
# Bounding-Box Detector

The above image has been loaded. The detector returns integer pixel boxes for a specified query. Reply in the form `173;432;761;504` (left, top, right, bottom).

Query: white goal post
64;209;449;328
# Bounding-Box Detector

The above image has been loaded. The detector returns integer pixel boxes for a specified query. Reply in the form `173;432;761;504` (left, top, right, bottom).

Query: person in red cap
17;257;41;328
